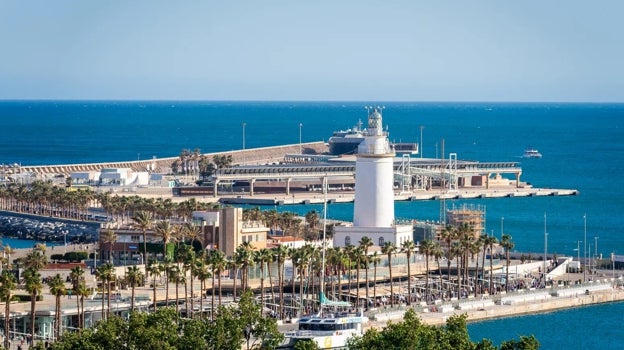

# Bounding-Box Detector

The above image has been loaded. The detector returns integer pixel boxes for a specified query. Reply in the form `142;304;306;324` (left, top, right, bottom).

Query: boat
522;147;542;158
328;119;419;156
328;120;365;155
277;183;369;349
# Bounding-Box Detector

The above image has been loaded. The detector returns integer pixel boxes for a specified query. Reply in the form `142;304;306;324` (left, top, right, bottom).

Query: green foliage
348;309;540;350
46;290;283;350
293;339;320;350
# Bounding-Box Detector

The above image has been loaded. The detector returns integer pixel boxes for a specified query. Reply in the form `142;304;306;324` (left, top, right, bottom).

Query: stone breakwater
0;211;99;244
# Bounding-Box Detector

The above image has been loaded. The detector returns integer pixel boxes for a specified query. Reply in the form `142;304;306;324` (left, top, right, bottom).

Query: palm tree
401;240;416;305
439;225;457;284
209;250;227;309
194;255;210;319
370;252;381;304
358;236;373;306
95;263;115;319
169;264;182;315
419;239;435;301
272;244;289;319
69;266;84;328
101;229;117;264
23;244;48;271
162;257;173;306
146;261;162;312
154;220;175;261
47;274;66;341
381;242;397;306
501;234;515;292
125;266;143;312
486;235;498;295
0;270;16;349
132;210;153;267
23;268;43;341
254;248;273;313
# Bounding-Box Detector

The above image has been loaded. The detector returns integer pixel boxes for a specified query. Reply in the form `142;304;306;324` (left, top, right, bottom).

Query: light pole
583;214;587;282
544;213;548;278
594;236;599;259
299;122;303;155
575;240;582;263
242;122;246;165
419;125;424;158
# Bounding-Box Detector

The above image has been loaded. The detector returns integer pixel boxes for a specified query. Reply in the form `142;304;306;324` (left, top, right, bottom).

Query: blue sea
1;100;623;347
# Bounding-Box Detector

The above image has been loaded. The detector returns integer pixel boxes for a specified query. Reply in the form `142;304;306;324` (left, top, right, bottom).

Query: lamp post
299;122;303;154
242;122;246;165
583;214;587;282
594;236;599;259
576;240;582;263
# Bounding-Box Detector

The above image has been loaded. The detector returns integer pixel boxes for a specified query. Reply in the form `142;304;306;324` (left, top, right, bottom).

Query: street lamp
242;122;247;165
575;240;582;263
299;122;303;154
594;236;599;258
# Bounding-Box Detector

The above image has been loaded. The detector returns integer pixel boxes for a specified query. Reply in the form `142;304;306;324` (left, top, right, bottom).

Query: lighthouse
334;107;413;248
353;107;395;227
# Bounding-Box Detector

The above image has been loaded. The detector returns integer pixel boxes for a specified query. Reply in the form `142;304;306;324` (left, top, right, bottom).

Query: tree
0;270;16;349
381;242;397;306
96;263;115;319
272;244;289;319
146;261;162;312
419;239;435;301
24;267;43;342
359;236;373;307
155;220;175;261
132;210;153;272
501;234;515;292
47;274;66;341
101;229;117;264
69;266;85;328
125;266;144;312
401;240;416;305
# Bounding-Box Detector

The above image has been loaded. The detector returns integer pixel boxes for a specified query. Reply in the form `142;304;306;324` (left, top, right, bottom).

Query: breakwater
0;211;100;244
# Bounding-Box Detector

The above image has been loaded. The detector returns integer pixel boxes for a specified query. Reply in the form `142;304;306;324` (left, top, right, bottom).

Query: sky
1;1;623;102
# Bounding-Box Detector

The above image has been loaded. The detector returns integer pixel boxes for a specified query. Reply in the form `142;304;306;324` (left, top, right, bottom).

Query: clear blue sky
1;1;622;102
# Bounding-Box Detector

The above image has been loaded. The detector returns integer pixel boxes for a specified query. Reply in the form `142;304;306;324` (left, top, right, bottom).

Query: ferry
327;120;365;155
522;147;542;158
277;293;368;349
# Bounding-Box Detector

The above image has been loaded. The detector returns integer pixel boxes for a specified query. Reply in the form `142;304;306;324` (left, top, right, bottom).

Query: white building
334;107;413;248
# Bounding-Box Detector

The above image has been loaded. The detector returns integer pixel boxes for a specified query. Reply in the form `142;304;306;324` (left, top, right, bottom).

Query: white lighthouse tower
334;107;413;247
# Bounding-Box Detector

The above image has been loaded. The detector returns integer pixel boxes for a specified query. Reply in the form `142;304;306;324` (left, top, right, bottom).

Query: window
379;237;385;246
345;236;351;246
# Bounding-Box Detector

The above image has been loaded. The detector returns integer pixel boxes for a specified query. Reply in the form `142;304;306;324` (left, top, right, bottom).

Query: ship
328;119;419;156
522;147;542;158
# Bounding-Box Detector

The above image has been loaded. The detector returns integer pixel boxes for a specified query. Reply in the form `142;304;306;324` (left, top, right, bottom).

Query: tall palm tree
401;240;416;305
209;250;227;309
370;251;381;304
75;280;89;329
23;244;48;271
486;235;498;295
154;220;174;261
358;237;373;307
272;244;289;319
194;255;210;319
439;225;457;284
23;268;43;341
381;242;397;306
47;274;66;341
125;266;143;312
95;263;115;319
501;234;515;292
132;210;153;267
254;248;273;313
0;270;16;349
101;229;117;264
69;266;84;328
146;261;162;312
162;257;173;306
169;265;182;315
419;239;435;301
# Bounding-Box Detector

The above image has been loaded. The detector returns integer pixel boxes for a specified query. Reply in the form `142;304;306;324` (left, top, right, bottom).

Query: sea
1;100;623;348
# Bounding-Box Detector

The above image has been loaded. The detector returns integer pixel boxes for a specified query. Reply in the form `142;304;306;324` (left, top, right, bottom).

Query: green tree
381;242;397;306
132;210;153;272
501;234;515;292
125;266;144;312
24;267;43;342
0;270;16;349
47;274;66;341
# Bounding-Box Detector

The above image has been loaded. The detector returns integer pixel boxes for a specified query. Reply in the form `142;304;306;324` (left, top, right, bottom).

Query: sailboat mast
320;176;328;295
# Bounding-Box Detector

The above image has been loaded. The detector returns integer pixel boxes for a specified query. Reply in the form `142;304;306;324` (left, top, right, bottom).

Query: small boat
522;147;542;158
277;293;368;349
